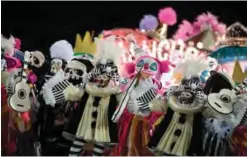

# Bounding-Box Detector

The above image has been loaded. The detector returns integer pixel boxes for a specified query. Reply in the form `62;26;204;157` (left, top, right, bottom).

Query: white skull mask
64;60;87;85
29;51;45;68
51;58;63;74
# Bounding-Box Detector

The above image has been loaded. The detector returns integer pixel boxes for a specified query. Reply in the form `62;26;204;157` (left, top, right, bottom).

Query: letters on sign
121;39;204;63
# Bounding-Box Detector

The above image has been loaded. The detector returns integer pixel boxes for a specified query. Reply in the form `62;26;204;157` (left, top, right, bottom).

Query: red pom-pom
158;7;177;26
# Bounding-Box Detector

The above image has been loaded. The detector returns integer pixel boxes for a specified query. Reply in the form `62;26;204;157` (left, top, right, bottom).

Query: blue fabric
210;46;247;64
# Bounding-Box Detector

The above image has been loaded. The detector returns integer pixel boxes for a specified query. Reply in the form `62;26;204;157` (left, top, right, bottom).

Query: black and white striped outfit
69;137;105;156
136;87;157;112
51;80;70;104
239;109;247;126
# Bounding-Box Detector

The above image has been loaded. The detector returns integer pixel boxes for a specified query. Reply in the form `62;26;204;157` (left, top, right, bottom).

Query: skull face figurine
64;58;94;86
95;74;111;87
49;40;74;75
50;58;66;75
29;51;45;68
177;91;195;105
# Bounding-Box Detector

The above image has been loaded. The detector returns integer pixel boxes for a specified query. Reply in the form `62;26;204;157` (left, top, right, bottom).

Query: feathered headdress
94;35;123;66
1;34;16;56
173;56;208;81
174;12;226;41
49;40;74;62
88;35;123;82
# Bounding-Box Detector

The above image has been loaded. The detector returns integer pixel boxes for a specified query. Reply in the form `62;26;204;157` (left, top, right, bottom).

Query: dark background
2;1;246;54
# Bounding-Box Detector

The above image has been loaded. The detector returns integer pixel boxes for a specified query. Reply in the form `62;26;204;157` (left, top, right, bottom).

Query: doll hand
66;85;84;102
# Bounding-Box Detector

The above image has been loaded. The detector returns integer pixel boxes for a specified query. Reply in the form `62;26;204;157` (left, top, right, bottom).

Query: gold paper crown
232;60;247;83
74;31;96;58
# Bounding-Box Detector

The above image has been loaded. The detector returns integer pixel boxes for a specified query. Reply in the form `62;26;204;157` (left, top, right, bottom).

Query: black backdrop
2;1;246;54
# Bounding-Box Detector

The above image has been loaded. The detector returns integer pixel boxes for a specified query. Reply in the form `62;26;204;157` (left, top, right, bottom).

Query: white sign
121;39;204;63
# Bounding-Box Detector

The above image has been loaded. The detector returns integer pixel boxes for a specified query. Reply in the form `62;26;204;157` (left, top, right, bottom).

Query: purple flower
139;15;159;31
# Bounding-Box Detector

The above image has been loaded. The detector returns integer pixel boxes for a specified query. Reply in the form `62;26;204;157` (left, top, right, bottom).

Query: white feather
41;69;66;106
93;35;123;66
173;57;208;79
1;35;15;56
49;40;74;62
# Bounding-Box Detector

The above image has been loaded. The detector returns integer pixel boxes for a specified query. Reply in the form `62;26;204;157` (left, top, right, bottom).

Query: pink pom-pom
28;73;37;84
14;38;21;50
158;7;177;26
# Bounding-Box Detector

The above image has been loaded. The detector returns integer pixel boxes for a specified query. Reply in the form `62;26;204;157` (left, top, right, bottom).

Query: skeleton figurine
41;33;96;155
35;40;74;155
42;35;123;156
49;40;74;76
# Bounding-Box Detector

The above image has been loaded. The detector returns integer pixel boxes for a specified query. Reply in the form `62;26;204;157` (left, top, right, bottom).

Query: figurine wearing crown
42;35;123;156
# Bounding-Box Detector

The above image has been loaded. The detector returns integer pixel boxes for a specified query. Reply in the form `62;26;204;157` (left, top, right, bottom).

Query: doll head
123;55;170;81
49;40;74;75
64;58;94;86
88;35;123;86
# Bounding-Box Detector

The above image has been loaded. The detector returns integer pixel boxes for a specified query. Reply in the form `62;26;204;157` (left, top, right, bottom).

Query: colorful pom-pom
158;7;177;26
139;15;159;31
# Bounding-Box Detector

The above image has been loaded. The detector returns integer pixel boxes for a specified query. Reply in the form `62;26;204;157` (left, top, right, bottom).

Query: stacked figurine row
1;6;247;156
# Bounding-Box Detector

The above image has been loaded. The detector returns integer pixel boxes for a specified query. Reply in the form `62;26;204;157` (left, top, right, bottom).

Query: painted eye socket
149;62;157;71
64;68;70;73
137;59;144;67
75;69;83;76
33;57;40;65
220;94;231;103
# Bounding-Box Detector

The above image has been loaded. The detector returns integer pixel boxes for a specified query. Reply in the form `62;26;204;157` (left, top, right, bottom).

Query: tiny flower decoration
158;7;177;38
139;14;159;31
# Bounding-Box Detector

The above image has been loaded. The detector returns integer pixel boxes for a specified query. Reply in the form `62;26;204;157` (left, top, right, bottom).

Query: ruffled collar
85;83;120;97
168;95;205;114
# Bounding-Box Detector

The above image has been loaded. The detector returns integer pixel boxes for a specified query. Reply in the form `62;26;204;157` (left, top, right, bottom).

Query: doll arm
42;70;84;106
149;95;168;113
